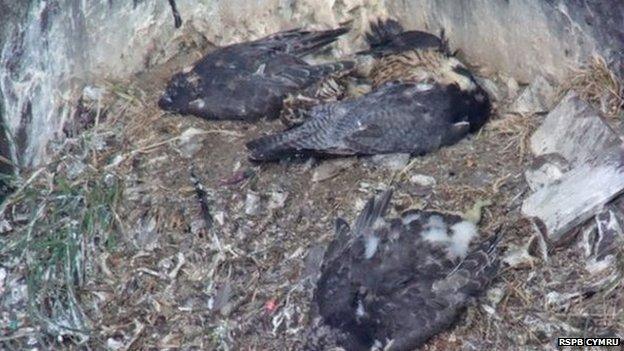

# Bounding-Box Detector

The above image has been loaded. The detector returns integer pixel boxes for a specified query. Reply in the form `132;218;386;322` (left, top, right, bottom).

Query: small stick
168;0;183;28
189;164;222;250
189;164;213;231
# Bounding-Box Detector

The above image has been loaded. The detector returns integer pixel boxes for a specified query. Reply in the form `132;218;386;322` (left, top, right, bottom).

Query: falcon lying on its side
158;24;352;121
246;78;489;161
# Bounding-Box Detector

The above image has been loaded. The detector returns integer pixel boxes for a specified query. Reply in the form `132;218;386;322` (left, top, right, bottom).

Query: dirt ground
1;44;623;351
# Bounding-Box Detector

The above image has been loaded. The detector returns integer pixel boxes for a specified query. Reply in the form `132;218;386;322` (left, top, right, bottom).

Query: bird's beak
158;94;173;109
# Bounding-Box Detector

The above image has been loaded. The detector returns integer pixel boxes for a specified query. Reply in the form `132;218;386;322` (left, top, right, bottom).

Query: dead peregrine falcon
278;18;484;129
306;190;502;351
158;25;353;121
358;18;478;92
246;79;490;161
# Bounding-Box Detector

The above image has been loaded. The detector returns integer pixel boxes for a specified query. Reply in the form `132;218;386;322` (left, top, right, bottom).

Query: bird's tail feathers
364;18;404;48
353;189;393;236
265;24;350;57
246;129;308;161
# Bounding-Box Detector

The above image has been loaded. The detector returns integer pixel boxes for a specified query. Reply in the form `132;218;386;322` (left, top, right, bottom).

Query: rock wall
106;0;623;84
388;0;623;83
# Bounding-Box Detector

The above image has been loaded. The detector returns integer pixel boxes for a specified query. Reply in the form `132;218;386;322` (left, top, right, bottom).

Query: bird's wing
322;217;352;264
314;191;393;333
250;25;350;57
372;288;461;351
265;57;354;89
433;231;502;297
353;189;393;236
188;73;292;120
342;84;452;154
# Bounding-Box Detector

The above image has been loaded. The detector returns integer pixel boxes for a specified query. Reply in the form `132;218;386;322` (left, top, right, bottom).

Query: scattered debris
214;211;226;226
265;298;278;315
106;337;125;350
190;219;206;236
486;285;505;307
0;218;12;233
462;199;492;224
522;92;624;243
0;267;5;295
177;127;207;158
245;191;262;216
268;190;289;210
566;55;623;119
134;214;160;250
219;169;254;186
213;282;233;315
311;158;356;182
82;85;106;101
503;242;535;268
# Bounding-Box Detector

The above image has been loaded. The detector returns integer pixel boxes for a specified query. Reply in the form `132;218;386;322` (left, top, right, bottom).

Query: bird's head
446;80;491;133
158;71;203;115
438;57;479;92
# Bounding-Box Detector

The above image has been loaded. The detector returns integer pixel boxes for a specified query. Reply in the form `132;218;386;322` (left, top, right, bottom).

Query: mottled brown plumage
279;74;349;128
369;49;468;89
359;19;479;93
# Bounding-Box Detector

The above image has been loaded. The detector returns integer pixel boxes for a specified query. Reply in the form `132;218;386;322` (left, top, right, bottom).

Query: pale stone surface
524;154;569;192
410;174;436;187
387;0;624;84
522;92;624;243
245;191;262;216
510;76;557;114
177;127;206;158
529;92;621;164
366;153;411;171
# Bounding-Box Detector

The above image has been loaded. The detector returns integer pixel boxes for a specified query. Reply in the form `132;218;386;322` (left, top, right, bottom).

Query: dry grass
484;112;540;163
564;55;623;119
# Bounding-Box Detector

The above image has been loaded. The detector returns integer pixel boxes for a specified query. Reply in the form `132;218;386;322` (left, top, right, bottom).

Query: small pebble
245;191;261;216
410;174;436;187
